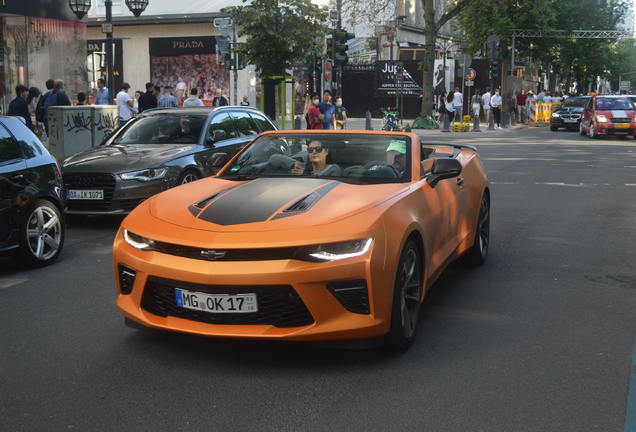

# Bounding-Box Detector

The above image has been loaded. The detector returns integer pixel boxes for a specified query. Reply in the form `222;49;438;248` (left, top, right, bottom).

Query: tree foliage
222;0;329;77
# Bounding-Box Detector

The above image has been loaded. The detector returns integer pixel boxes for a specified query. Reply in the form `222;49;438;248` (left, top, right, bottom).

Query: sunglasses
307;147;324;153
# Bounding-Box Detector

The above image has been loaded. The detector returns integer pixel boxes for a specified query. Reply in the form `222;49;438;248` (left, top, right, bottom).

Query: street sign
466;68;476;81
620;80;631;91
323;59;333;92
458;54;472;69
465;81;474;86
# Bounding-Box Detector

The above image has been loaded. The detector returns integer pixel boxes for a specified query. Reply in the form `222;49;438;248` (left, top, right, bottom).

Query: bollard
404;123;411;132
472;115;481;132
501;111;509;129
488;112;495;130
442;114;451;133
294;115;301;130
365;111;373;130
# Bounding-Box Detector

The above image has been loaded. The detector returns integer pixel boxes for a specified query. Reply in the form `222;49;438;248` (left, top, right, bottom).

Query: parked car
113;130;491;350
0;116;65;267
579;95;636;138
550;96;590;131
61;106;276;215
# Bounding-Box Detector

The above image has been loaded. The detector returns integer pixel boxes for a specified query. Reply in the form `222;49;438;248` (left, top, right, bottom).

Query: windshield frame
107;113;210;146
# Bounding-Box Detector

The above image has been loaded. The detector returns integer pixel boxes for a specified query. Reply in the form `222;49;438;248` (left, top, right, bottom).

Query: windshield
595;98;634;111
110;114;208;145
561;97;589;108
219;133;412;184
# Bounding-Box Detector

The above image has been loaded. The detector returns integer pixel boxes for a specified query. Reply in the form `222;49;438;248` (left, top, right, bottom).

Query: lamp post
69;0;149;104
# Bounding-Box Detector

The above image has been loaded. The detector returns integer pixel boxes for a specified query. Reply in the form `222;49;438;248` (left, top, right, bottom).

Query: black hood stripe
197;178;336;225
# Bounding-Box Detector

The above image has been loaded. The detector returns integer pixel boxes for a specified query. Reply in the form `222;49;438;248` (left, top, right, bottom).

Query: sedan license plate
614;123;629;128
175;289;258;313
564;119;577;123
67;189;103;200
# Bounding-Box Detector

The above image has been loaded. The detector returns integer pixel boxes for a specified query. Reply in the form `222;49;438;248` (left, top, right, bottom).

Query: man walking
516;89;528;123
116;82;135;125
183;88;204;107
319;90;336;130
157;86;178;108
212;89;228;107
452;87;464;122
8;85;34;131
482;87;492;125
93;78;110;105
138;82;157;114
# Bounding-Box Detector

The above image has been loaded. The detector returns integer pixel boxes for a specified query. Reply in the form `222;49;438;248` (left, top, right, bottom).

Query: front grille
63;173;116;211
153;240;298;261
560;113;580;120
141;276;314;328
612;117;630;124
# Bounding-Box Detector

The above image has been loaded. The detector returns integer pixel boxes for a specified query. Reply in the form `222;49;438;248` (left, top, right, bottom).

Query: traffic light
489;59;499;79
333;29;355;66
314;60;322;75
326;38;334;58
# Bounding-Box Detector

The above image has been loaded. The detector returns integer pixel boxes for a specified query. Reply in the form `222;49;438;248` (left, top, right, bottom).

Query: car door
0;124;27;246
581;97;594;131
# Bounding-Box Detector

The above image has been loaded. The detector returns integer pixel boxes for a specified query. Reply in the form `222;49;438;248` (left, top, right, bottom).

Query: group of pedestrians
305;90;348;130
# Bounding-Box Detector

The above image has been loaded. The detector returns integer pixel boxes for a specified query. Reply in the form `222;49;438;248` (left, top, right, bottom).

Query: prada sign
149;36;221;56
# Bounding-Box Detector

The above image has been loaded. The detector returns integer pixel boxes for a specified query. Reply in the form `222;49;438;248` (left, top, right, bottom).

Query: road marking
627;184;636;187
535;182;610;187
0;277;29;289
490;182;519;185
624;333;636;432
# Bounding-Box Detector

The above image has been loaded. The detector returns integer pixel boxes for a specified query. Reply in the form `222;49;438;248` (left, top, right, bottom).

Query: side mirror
207;152;228;175
207;129;226;145
100;132;111;145
427;158;463;188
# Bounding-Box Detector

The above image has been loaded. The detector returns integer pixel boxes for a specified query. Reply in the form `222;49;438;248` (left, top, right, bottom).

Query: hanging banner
374;61;421;98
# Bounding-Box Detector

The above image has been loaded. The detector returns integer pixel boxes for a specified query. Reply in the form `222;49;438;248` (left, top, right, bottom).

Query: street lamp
69;0;149;103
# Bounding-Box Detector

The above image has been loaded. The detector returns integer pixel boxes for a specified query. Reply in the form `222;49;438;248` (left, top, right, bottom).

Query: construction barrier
529;102;561;123
463;115;472;123
452;123;470;132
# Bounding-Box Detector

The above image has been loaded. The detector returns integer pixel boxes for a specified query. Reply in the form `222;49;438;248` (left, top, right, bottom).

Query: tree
222;0;329;78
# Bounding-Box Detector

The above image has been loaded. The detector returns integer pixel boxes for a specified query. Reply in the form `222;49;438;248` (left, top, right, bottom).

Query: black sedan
550;96;591;131
61;106;276;215
0;116;65;267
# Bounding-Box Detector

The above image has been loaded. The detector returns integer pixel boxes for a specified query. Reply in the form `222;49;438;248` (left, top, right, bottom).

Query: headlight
596;115;608;122
123;229;156;251
551;112;560;118
295;238;373;262
120;168;168;182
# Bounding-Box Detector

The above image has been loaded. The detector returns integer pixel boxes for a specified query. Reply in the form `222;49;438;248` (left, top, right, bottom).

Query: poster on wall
374;61;422;98
87;39;124;94
149;36;230;104
432;58;455;102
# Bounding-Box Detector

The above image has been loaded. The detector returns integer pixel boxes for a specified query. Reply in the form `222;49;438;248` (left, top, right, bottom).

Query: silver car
61;106;276;215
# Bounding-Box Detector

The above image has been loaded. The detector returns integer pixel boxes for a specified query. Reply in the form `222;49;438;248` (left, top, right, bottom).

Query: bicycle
378;107;402;131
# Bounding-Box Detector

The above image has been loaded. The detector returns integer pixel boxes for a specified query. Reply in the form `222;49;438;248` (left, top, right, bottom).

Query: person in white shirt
116;82;135;125
482;87;492;125
452;87;463;122
543;91;553;104
182;88;205;107
176;76;187;103
490;89;503;129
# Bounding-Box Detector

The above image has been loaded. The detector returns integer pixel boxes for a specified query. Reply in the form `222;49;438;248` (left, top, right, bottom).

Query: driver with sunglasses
291;140;341;176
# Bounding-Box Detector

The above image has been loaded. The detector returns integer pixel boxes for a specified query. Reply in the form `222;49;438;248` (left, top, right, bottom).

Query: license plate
174;289;258;313
67;189;103;200
564;119;577;123
614;123;629;128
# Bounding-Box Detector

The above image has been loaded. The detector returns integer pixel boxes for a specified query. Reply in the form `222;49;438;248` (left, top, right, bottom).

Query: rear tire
13;199;64;267
386;239;423;351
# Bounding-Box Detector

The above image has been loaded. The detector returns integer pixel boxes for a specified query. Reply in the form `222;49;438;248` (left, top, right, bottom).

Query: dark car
61;106;276;215
550;96;591;131
0;116;65;267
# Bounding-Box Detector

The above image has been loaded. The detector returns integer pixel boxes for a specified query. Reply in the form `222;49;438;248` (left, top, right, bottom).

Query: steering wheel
362;161;400;178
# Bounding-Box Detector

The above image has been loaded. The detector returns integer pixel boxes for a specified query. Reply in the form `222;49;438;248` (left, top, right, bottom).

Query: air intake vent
284;192;319;212
326;279;370;314
118;264;137;295
194;193;221;209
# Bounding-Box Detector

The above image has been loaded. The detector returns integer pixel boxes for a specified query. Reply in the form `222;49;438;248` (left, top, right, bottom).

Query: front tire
589;123;599;139
550;125;559;131
579;122;586;136
386;239;423;351
462;192;490;266
13;199;64;267
178;169;201;185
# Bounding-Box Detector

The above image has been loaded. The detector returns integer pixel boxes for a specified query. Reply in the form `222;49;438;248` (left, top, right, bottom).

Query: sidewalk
344;117;546;133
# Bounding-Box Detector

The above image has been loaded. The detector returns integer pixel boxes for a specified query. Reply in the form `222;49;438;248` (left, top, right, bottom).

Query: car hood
555;106;584;113
147;177;407;232
61;143;197;173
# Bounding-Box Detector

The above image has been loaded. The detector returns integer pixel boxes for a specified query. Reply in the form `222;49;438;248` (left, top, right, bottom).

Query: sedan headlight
120;168;168;182
551;112;561;118
596;115;608;122
123;229;156;251
295;238;373;262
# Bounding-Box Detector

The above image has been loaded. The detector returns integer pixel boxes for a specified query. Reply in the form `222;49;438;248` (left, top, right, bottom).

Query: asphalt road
1;125;636;431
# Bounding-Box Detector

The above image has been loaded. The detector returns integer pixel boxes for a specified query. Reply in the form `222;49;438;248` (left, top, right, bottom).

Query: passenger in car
292;140;341;176
386;139;408;177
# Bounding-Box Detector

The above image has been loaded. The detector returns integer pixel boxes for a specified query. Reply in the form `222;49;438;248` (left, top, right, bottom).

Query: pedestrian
176;76;187;104
437;91;447;123
526;90;535;121
446;91;456;125
452;87;463;122
471;89;483;122
138;82;158;114
76;92;87;105
537;89;546;103
157;85;178;108
240;95;250;106
212;89;228;107
183;87;205;107
319;89;336;130
516;89;528;123
543;91;552;104
133;90;142;112
307;92;324;129
333;96;348;130
93;78;110;105
35;79;54;126
482;87;492;125
8;84;34;131
491;88;503;129
42;80;71;146
27;87;43;139
116;82;135;125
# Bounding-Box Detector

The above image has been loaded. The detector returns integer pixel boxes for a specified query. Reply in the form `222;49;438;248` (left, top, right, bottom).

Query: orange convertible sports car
113;131;490;350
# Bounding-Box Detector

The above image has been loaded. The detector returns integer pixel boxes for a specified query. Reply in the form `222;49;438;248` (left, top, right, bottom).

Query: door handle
457;177;465;186
9;174;24;182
